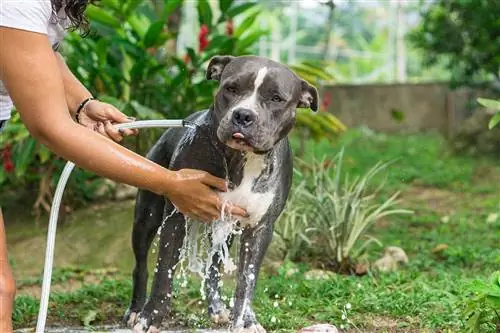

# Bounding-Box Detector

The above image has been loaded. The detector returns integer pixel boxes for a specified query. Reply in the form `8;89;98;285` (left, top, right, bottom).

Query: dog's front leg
231;223;273;333
133;210;186;333
206;234;234;325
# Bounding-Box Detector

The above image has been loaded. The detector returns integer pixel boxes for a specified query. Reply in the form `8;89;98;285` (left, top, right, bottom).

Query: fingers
96;122;108;138
104;121;123;142
201;173;228;192
225;204;249;218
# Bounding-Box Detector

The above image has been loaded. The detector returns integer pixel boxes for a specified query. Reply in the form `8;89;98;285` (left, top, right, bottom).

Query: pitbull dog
124;55;318;333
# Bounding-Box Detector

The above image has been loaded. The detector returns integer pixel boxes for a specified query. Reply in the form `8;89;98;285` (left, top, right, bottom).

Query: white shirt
0;0;69;121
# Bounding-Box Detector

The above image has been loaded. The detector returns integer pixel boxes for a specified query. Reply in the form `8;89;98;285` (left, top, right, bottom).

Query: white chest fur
219;153;275;228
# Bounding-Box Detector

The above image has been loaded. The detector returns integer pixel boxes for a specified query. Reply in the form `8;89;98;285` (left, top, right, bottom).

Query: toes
126;311;138;327
211;309;231;324
133;317;149;333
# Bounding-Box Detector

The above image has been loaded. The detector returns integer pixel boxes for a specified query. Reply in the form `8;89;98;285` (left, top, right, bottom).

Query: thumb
104;105;133;123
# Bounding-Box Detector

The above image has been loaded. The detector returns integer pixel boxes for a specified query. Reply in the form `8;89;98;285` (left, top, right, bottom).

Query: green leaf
390;108;406;123
226;2;257;18
290;63;333;82
219;0;233;14
37;145;52;164
477;97;500;111
128;14;150;38
234;9;260;38
162;0;182;20
99;0;120;10
488;113;500;130
235;29;267;54
85;5;121;29
14;138;37;177
124;0;143;16
197;0;213;27
143;21;165;48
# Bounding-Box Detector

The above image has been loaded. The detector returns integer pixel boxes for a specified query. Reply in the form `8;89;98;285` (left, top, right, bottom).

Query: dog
123;55;319;333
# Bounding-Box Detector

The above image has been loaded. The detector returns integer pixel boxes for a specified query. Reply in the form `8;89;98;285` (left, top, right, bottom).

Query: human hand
163;169;248;223
78;99;138;142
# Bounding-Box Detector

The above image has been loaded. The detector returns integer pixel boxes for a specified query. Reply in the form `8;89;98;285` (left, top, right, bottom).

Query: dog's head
206;55;318;154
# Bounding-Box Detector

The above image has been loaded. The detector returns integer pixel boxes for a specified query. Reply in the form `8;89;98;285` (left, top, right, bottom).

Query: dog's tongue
232;132;245;139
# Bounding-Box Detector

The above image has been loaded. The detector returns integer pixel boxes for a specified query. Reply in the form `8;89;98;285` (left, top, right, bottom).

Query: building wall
321;82;484;137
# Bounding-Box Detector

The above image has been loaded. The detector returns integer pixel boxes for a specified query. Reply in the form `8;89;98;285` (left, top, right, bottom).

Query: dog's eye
226;86;237;93
271;95;283;103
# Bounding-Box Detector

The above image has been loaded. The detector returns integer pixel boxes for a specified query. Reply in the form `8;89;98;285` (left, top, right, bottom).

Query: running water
173;155;244;300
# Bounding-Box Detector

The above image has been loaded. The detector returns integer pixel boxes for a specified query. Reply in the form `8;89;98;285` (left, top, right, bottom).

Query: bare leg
0;208;15;333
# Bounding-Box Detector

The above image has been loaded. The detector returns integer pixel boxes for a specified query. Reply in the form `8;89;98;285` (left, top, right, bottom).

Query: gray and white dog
124;55;318;333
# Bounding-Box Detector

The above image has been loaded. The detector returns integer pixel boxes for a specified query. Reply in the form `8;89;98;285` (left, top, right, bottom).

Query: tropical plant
0;0;266;212
273;177;313;262
477;98;500;130
461;271;500;333
284;150;413;273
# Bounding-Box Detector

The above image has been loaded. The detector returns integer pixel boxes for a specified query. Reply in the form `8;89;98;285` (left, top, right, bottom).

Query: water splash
173;155;244;300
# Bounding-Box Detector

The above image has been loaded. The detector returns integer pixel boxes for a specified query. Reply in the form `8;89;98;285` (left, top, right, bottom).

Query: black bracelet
75;97;95;123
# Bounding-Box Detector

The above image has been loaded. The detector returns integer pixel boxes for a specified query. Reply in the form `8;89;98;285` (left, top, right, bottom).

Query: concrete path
15;327;228;333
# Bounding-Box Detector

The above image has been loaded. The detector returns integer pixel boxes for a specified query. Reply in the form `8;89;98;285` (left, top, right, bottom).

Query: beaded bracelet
75;97;96;124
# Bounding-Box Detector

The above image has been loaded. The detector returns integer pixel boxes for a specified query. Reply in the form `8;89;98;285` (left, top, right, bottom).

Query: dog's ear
206;55;235;81
298;80;319;112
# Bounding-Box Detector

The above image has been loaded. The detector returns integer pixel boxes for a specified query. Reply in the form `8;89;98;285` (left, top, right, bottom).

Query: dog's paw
233;324;266;333
211;308;231;324
132;315;160;333
122;309;139;328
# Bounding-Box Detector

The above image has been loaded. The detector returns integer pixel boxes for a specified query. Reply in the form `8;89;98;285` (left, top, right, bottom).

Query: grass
6;128;500;332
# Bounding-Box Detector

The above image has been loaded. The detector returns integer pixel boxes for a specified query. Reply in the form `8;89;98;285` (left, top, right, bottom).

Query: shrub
274;149;413;273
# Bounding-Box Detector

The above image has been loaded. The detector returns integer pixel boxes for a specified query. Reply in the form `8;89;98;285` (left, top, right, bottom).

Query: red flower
3;160;14;173
320;92;332;112
225;19;234;36
2;146;14;173
198;24;210;53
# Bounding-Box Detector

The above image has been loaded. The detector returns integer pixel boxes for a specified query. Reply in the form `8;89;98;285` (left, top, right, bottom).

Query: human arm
54;51;137;142
0;27;247;222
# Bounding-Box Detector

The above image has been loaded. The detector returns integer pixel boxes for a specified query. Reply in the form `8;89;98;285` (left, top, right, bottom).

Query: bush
0;0;265;210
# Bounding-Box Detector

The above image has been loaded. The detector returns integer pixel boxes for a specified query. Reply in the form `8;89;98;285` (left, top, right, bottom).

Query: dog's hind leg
205;234;234;325
123;190;165;327
133;208;186;333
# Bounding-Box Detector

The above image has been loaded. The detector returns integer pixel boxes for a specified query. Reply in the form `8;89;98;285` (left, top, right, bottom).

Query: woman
0;1;247;331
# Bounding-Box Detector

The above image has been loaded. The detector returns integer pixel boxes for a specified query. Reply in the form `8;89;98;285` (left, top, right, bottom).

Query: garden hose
36;119;191;333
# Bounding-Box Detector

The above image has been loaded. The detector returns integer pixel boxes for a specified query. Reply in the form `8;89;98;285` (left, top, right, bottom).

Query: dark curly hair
51;0;93;35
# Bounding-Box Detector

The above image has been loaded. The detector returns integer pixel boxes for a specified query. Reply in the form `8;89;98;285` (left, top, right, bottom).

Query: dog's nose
232;109;256;128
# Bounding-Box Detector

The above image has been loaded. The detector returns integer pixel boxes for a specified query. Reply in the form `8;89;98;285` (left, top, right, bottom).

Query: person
0;1;248;332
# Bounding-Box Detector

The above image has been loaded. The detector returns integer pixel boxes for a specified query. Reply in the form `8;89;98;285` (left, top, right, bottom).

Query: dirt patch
400;185;459;215
344;315;423;333
17;274;110;298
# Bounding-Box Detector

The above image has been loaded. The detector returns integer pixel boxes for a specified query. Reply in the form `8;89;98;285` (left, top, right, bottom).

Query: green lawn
7;128;500;332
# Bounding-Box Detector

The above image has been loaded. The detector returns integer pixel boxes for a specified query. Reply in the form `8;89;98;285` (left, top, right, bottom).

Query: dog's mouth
225;132;255;152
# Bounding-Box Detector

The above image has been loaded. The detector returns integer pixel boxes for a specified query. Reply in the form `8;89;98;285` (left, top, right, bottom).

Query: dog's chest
220;154;275;228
